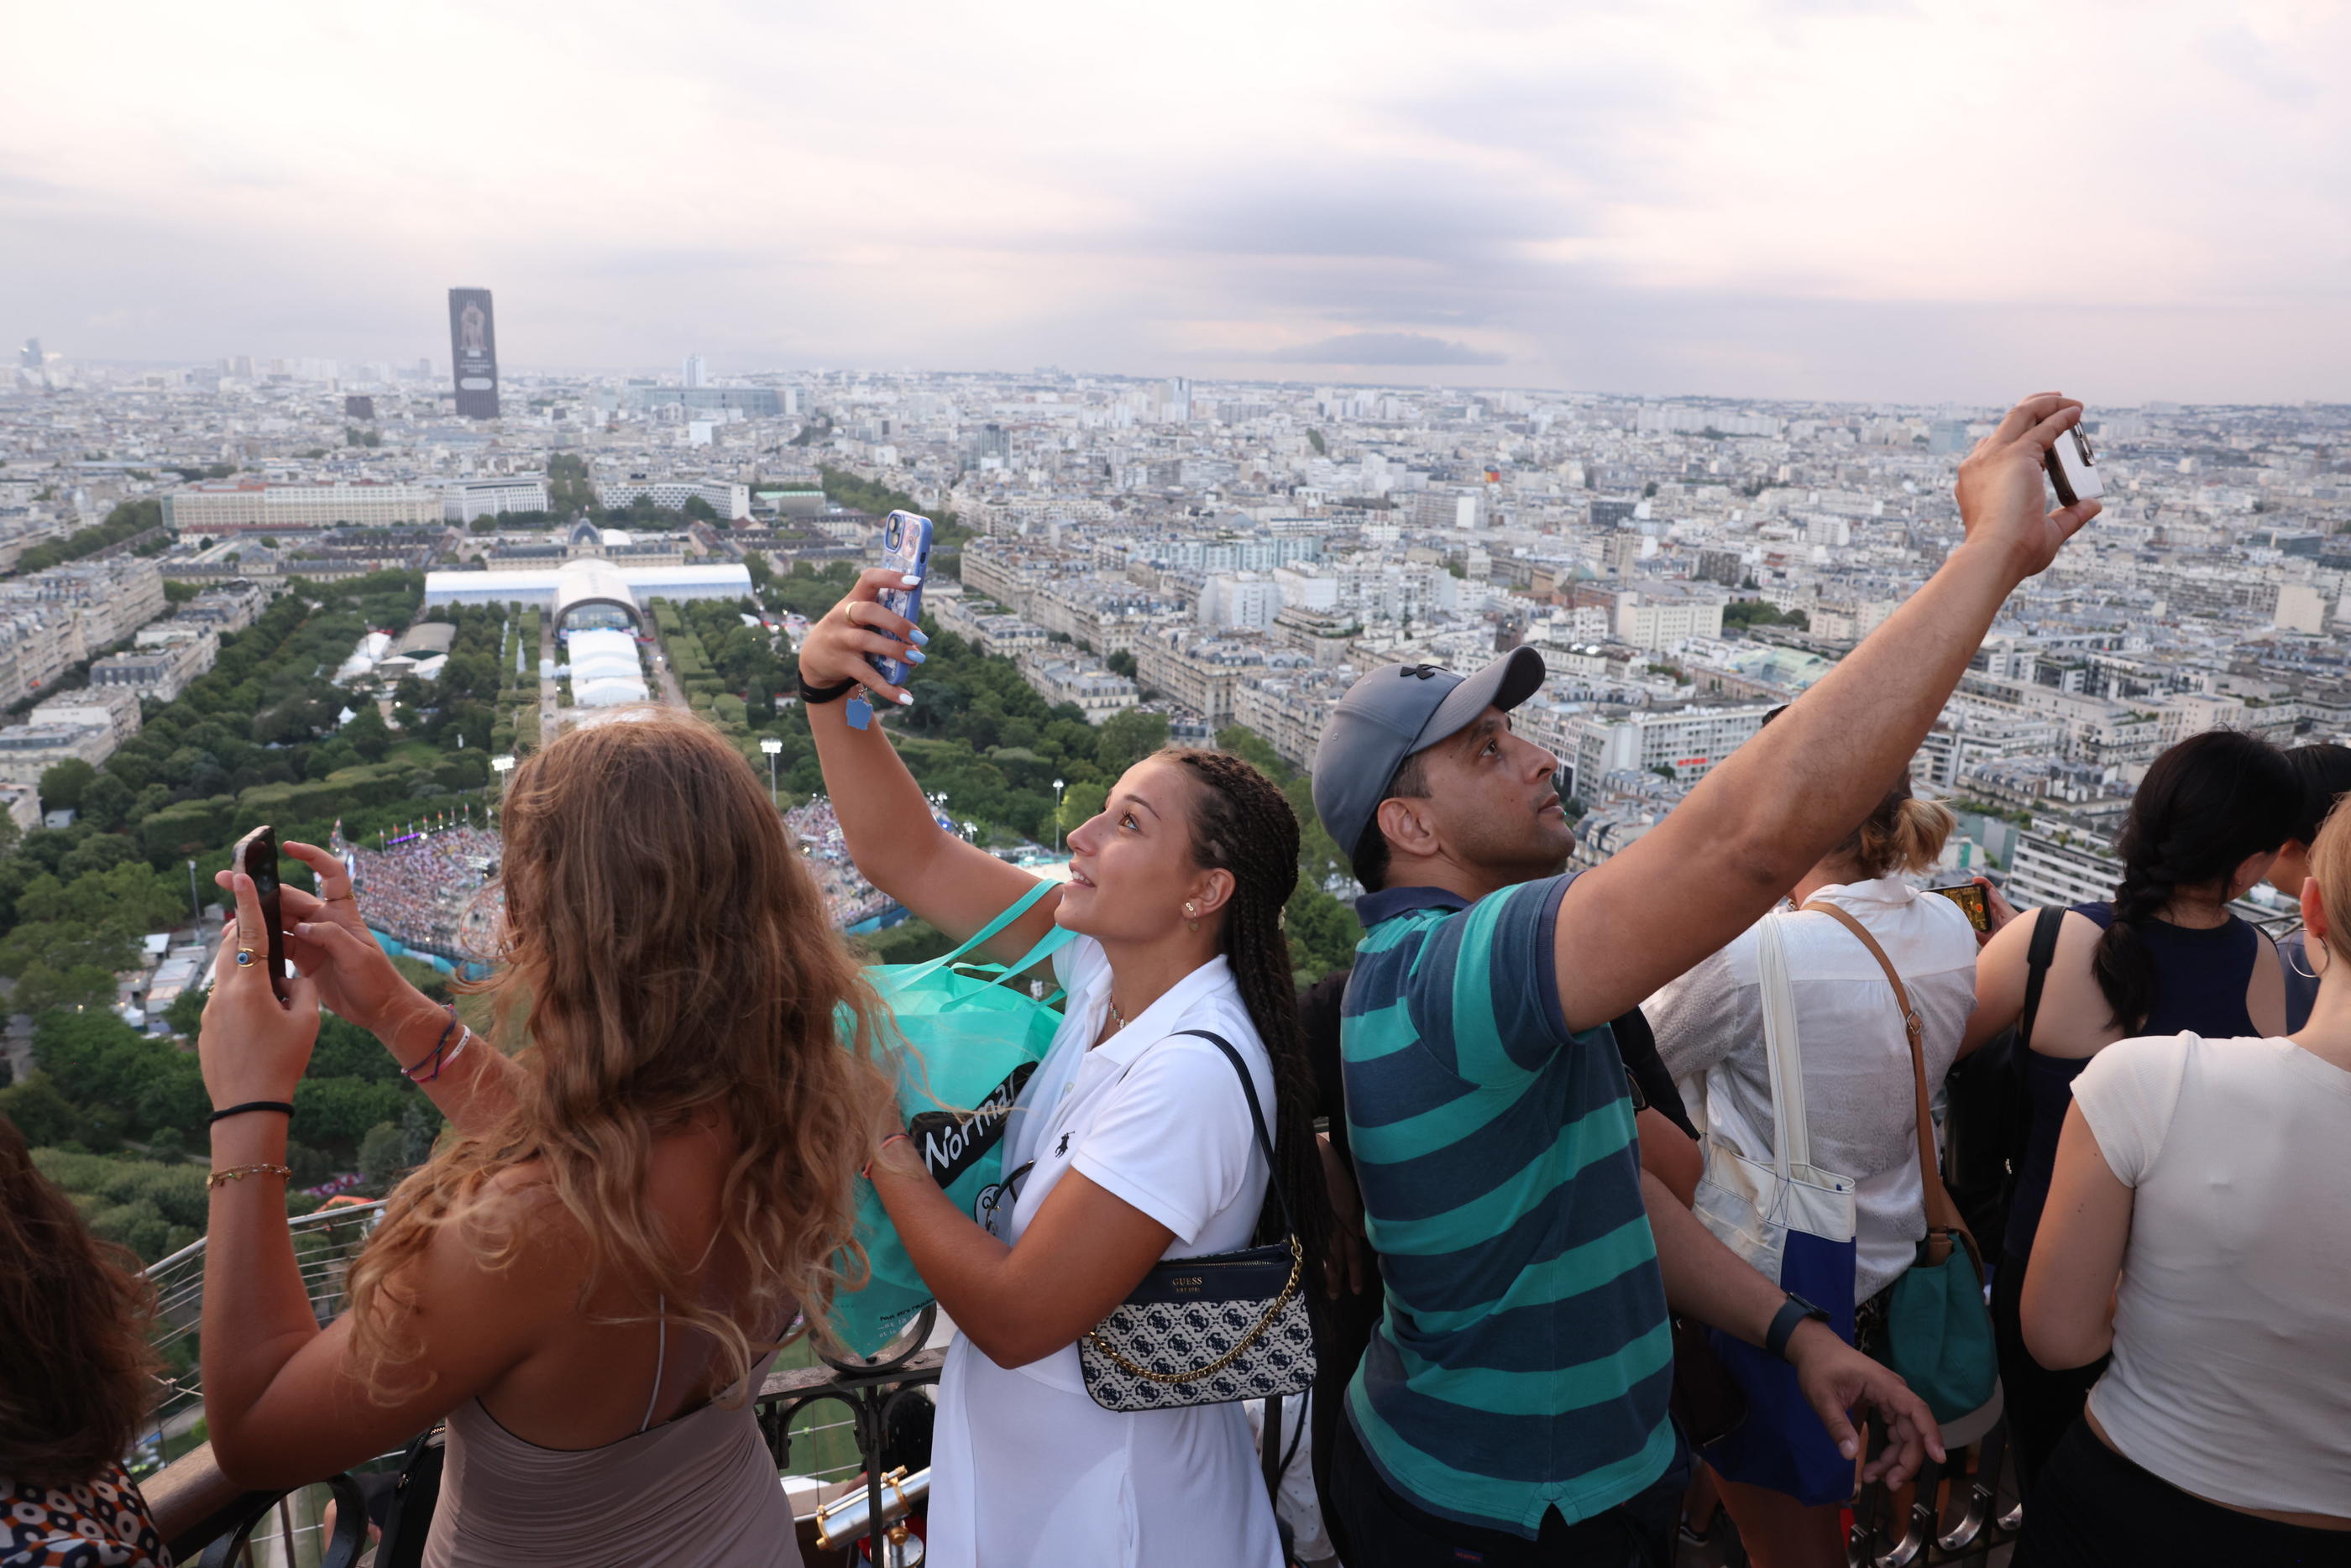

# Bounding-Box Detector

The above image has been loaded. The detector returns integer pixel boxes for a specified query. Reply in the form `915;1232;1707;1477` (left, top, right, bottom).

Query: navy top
2006;902;2263;1262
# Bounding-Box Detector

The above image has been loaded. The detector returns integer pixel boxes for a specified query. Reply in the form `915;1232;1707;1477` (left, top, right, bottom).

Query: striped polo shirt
1341;880;1675;1537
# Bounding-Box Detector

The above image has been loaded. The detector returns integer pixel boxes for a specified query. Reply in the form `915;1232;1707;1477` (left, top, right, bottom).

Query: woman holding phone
796;569;1329;1568
195;711;897;1567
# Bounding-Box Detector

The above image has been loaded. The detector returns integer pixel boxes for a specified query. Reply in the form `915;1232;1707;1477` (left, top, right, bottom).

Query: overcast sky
4;1;2344;403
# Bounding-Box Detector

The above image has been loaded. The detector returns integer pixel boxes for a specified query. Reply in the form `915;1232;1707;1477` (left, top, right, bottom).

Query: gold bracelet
208;1163;294;1190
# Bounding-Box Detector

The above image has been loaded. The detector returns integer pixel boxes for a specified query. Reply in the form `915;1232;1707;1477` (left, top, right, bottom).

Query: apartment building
162;479;443;531
1612;583;1725;651
1230;666;1358;773
1018;654;1139;723
594;478;751;520
0;719;118;786
1530;702;1772;797
29;687;140;748
443;476;552;522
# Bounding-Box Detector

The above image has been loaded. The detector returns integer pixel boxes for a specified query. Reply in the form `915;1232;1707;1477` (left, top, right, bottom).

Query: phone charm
846;686;873;731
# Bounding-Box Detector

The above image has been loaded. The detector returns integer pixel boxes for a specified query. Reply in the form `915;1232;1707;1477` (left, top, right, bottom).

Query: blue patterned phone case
867;510;933;689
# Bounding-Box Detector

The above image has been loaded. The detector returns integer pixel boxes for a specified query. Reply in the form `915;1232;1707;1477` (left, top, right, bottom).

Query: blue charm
846;688;872;731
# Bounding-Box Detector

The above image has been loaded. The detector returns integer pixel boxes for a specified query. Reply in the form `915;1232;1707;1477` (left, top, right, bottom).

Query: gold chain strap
1083;1237;1304;1385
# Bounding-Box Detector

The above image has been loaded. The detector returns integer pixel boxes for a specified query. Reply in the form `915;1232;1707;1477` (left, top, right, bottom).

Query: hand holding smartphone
1929;881;1991;933
230;824;291;1004
867;510;933;688
2045;424;2102;509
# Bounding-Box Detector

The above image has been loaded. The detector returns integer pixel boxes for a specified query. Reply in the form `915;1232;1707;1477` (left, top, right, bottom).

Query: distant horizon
24;352;2348;416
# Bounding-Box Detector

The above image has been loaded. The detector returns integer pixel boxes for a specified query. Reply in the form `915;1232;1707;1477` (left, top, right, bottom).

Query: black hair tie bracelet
208;1100;296;1125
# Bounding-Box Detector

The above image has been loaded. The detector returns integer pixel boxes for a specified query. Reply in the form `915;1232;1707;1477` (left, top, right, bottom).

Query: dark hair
2092;729;2300;1032
2286;744;2351;847
1348;750;1432;894
0;1116;161;1486
1165;750;1333;1278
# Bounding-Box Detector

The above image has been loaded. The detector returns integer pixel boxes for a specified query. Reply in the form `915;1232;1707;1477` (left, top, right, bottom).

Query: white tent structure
568;628;650;707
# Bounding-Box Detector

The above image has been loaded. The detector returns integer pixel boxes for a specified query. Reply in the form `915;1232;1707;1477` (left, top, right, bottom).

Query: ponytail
2090;729;2300;1032
1163;749;1333;1283
1836;783;1956;881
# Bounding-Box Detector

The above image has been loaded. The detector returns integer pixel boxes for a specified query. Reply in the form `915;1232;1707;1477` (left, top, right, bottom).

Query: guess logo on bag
1168;1276;1204;1292
908;1062;1036;1188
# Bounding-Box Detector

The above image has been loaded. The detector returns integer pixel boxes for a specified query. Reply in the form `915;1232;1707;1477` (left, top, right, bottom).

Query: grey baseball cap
1311;648;1547;860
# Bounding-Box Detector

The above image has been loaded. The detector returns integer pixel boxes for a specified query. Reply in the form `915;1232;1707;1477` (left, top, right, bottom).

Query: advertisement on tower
448;287;500;419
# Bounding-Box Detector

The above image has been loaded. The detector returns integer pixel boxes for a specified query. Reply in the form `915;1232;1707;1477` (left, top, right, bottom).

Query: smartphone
1930;881;1991;933
231;824;291;1004
867;510;934;687
2045;424;2102;509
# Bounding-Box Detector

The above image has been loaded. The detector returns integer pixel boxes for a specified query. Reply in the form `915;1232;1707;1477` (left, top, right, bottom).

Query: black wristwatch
1766;1293;1832;1362
797;672;858;706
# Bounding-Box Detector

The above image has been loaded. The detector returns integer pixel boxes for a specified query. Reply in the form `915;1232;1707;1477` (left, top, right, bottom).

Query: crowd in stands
784;796;953;929
339;826;503;957
5;402;2346;1568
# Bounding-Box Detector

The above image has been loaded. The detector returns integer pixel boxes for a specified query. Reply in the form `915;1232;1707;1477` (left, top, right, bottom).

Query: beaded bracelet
209;1163;294;1190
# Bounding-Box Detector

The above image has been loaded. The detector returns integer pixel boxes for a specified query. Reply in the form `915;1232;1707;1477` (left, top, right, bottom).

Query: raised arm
795;568;1060;964
1553;394;2100;1032
197;870;558;1486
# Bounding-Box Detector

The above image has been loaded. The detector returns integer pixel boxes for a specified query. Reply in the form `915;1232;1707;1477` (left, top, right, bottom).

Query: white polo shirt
923;935;1285;1568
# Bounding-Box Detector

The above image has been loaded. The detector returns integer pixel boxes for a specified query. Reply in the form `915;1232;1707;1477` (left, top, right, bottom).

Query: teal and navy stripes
1341;880;1675;1537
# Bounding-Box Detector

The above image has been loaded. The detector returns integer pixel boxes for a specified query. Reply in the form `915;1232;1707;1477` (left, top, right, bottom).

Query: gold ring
234;948;256;967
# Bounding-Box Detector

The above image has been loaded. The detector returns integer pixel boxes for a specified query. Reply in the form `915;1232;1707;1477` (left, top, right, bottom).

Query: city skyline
4;2;2348;405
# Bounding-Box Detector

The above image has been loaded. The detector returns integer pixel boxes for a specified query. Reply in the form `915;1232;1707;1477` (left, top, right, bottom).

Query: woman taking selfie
797;569;1329;1568
196;711;896;1567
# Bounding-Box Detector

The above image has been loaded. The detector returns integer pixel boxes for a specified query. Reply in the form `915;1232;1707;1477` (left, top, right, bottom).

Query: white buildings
443;477;552;523
1612;583;1726;651
595;478;750;520
1200;571;1280;631
161;479;444;531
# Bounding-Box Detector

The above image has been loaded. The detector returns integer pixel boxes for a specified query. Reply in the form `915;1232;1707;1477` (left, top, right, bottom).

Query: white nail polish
901;575;922;586
897;693;914;705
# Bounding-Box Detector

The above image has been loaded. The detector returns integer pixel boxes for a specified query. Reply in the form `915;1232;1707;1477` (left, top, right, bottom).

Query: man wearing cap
1309;393;2100;1564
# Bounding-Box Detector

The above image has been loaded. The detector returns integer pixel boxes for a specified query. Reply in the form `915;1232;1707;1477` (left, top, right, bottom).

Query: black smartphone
1930;881;1991;933
231;824;291;1004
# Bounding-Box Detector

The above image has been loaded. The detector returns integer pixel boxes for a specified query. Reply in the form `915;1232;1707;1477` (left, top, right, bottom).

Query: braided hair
1161;748;1333;1283
2092;729;2299;1032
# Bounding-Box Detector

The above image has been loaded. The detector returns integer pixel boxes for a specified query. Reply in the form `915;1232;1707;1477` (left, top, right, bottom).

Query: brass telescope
813;1465;929;1561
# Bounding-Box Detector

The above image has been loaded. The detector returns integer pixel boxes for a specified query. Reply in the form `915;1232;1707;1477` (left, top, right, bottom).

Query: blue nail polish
909;628;930;646
906;648;926;664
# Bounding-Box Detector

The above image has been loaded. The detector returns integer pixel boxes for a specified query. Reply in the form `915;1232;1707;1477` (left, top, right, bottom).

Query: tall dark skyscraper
447;287;500;419
17;337;41;370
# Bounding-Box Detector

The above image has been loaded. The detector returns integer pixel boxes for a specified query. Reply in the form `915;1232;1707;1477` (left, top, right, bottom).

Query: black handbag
1077;1031;1317;1414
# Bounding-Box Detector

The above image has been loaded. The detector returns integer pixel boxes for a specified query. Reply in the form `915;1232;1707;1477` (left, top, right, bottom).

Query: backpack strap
2019;905;2066;1052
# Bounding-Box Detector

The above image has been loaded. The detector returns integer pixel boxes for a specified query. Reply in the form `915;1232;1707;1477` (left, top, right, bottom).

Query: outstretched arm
1553;395;2100;1032
796;568;1059;964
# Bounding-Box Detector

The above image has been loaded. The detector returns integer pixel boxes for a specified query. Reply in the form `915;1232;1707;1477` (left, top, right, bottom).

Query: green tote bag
830;880;1072;1356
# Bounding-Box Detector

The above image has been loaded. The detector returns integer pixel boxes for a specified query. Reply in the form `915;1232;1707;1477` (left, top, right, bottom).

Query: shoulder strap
1172;1029;1296;1241
1802;901;1968;1252
2019;905;2066;1052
